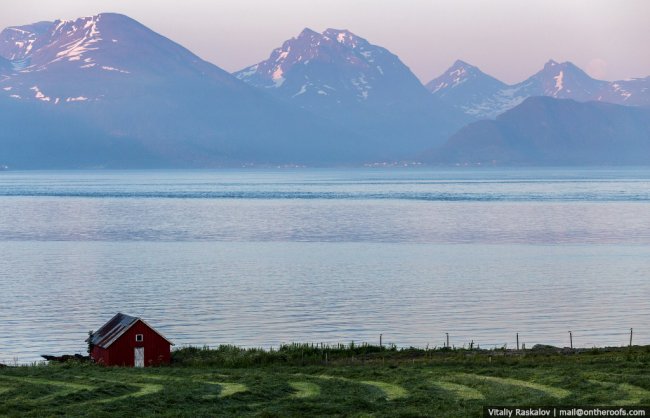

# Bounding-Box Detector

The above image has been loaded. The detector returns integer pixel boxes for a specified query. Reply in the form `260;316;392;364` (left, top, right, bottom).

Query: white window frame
135;334;143;342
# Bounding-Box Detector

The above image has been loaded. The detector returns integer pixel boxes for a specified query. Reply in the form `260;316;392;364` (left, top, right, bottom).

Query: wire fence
175;328;644;352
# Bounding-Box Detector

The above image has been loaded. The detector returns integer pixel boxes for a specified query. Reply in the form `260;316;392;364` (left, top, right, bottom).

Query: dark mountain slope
423;96;650;165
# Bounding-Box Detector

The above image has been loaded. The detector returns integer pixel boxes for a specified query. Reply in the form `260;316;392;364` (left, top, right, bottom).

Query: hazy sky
2;0;648;84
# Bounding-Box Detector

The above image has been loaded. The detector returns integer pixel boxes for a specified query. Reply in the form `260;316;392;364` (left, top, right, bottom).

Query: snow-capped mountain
0;14;366;168
425;60;512;119
516;60;607;100
235;28;430;107
235;28;468;157
426;60;507;96
428;59;650;119
0;14;242;104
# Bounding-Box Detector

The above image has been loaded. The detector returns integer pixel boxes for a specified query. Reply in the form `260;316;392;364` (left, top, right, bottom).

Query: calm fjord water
1;168;649;363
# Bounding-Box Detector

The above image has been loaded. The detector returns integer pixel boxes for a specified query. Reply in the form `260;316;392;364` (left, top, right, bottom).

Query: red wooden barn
87;313;173;367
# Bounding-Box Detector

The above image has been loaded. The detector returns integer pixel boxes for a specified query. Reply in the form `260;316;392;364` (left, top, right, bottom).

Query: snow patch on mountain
0;26;41;60
292;83;308;97
450;67;468;87
101;65;129;74
460;88;527;119
611;83;632;101
552;70;564;95
50;16;103;65
30;85;51;101
271;66;285;87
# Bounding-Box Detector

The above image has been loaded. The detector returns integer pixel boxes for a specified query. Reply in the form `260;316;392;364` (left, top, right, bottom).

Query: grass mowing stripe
432;381;485;400
0;375;93;391
457;373;570;399
316;375;408;401
94;383;163;404
205;382;248;398
133;374;248;399
139;373;229;381
289;381;320;398
0;375;95;403
588;380;650;405
359;380;408;400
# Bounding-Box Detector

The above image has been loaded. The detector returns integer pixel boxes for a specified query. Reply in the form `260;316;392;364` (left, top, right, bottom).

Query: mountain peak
322;28;366;48
452;59;474;68
544;59;559;68
297;27;319;39
541;59;586;74
50;14;101;37
235;26;431;107
426;59;506;97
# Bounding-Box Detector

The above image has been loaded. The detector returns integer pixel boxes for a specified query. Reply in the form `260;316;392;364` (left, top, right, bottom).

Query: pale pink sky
2;0;648;84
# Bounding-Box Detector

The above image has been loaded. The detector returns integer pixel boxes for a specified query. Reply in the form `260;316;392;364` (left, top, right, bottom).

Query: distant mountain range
0;13;648;168
424;97;650;165
428;59;650;119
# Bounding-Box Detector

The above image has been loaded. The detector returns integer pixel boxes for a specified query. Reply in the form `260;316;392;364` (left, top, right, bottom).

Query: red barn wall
93;320;171;367
91;346;110;365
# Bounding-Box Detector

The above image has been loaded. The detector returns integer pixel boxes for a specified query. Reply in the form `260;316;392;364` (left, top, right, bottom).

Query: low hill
423;97;650;166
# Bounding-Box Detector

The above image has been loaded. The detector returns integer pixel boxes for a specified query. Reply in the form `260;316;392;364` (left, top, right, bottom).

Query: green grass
1;345;649;417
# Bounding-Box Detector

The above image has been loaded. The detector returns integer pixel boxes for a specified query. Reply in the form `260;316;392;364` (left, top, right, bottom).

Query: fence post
569;331;573;349
516;333;519;350
380;334;382;349
630;328;633;347
446;333;449;348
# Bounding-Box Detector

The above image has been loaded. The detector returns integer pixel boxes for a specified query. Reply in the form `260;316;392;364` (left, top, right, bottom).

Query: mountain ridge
427;59;650;119
1;13;649;168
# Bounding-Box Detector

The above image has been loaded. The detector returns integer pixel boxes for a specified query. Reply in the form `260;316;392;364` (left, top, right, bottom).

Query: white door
134;347;144;368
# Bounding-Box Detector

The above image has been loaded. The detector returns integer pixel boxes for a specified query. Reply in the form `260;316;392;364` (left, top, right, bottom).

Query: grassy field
1;345;650;417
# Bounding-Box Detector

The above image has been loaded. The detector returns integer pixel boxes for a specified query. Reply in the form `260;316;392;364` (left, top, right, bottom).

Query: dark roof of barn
86;312;173;349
